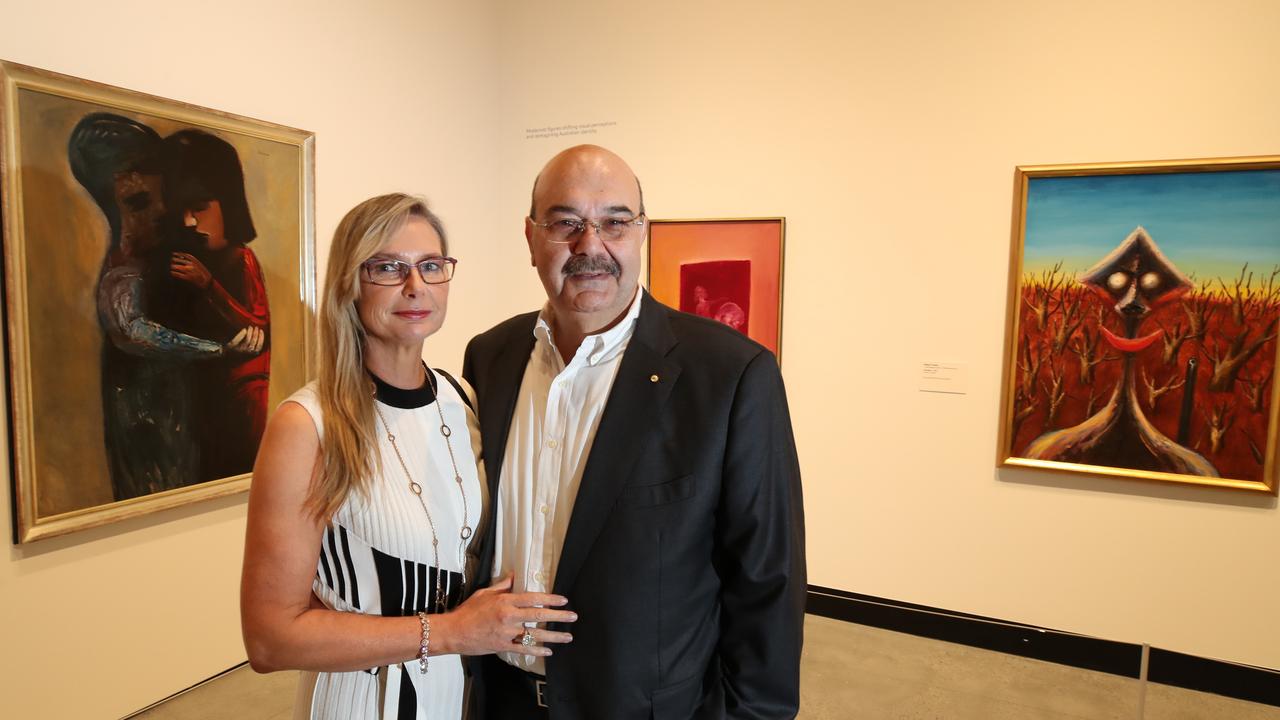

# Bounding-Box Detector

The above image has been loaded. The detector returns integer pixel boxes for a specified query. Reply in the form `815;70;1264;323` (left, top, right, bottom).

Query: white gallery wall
0;1;503;717
2;0;1280;716
492;0;1280;671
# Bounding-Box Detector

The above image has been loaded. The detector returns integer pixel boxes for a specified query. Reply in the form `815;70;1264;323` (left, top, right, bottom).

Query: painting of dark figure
2;61;313;543
1000;160;1280;492
1020;228;1218;476
69;117;270;501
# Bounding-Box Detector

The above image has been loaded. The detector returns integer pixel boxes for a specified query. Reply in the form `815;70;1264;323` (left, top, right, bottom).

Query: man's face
113;171;165;256
525;150;644;330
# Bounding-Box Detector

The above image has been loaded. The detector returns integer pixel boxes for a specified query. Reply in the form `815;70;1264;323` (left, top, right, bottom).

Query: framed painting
646;218;785;359
1;61;316;542
998;157;1280;493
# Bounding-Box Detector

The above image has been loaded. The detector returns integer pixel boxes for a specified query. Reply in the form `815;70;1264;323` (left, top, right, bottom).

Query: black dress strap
434;368;475;412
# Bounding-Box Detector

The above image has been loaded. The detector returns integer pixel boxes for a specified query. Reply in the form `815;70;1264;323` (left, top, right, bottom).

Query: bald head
529;144;644;220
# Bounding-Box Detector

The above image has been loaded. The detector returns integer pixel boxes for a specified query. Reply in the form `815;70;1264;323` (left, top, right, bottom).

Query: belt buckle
534;679;549;708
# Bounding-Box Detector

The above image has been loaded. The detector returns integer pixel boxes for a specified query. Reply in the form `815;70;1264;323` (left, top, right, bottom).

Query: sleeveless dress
287;370;486;720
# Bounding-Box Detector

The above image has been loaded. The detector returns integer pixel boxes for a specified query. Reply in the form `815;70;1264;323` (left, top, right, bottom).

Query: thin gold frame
997;156;1280;493
1;61;317;542
644;217;786;364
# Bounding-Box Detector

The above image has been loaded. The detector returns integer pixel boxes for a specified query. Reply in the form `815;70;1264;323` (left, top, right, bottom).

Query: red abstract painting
679;260;751;333
648;218;784;358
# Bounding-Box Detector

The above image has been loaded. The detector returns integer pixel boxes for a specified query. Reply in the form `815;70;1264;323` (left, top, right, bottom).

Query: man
463;145;805;719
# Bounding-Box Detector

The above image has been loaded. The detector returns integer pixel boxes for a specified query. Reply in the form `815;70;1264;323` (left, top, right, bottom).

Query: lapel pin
650;374;660;383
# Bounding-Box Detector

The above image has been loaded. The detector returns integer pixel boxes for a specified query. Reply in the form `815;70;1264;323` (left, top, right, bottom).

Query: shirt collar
534;289;643;367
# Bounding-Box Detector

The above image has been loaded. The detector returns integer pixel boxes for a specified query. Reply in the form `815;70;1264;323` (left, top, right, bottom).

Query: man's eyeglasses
530;214;646;244
361;257;457;286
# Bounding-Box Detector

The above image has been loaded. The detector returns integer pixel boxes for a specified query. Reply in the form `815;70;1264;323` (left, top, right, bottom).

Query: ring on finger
520;627;536;647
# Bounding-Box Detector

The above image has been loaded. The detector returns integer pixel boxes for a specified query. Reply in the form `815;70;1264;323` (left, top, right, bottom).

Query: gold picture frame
997;156;1280;493
645;217;785;362
2;61;316;542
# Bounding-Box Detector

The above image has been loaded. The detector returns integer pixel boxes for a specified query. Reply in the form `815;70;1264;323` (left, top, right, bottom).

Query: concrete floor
130;615;1280;719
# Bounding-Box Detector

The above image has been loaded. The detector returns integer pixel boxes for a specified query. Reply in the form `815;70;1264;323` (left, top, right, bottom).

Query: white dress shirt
494;290;643;673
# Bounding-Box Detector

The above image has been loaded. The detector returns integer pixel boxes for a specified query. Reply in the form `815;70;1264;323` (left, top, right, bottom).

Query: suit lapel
481;323;536;497
473;318;536;585
553;294;681;597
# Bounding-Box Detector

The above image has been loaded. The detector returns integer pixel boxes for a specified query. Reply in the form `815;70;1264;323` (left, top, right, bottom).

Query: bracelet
418;612;430;675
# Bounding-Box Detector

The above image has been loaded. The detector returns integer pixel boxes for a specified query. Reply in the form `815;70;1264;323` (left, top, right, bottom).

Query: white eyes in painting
1140;272;1161;290
1107;272;1128;290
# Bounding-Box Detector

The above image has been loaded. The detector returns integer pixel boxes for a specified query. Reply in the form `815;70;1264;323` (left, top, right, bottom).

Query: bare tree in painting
1011;334;1043;441
1141;368;1187;412
1155;313;1204;366
1012;388;1039;441
1042;363;1068;429
1025;261;1064;331
1205;402;1234;455
1180;281;1216;341
1049;288;1085;354
1017;334;1044;399
1219;264;1253;326
1241;367;1273;414
1203;326;1277;392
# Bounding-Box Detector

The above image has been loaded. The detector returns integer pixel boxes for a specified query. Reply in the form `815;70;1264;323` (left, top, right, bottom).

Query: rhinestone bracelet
418;612;430;674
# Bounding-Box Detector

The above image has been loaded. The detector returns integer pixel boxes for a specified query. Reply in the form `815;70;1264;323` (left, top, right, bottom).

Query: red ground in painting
1010;265;1279;483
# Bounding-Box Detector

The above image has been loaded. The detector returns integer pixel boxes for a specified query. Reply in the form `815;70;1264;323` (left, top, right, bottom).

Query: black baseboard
806;585;1280;708
1147;647;1280;708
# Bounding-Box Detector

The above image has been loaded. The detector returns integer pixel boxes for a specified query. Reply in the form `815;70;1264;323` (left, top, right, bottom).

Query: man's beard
562;254;621;278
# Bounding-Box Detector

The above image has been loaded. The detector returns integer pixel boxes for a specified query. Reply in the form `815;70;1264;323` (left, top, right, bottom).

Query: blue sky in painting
1024;170;1280;283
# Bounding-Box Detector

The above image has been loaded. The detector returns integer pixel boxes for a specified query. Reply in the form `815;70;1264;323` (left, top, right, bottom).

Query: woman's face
183;199;227;251
355;215;449;353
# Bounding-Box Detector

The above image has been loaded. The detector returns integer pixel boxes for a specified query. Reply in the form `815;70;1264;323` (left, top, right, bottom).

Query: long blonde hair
310;193;449;520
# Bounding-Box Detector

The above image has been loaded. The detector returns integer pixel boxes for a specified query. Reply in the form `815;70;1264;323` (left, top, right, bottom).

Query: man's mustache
562;254;620;278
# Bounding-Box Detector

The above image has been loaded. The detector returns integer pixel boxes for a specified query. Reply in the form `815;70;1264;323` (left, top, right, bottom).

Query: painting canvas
647;218;783;358
998;158;1280;492
2;61;315;542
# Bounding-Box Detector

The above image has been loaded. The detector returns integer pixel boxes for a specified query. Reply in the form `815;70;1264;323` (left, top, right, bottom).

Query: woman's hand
432;574;576;657
171;252;212;288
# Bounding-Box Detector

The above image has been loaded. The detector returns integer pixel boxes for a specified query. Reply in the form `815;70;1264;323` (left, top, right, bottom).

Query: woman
241;194;575;719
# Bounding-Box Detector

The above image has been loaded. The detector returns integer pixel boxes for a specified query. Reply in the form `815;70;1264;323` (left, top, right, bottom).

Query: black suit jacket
463;292;805;719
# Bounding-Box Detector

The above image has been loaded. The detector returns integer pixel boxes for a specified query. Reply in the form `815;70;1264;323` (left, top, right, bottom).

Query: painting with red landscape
648;218;783;358
999;159;1280;492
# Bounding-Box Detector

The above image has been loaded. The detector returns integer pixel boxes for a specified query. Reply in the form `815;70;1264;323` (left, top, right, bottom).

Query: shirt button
534;571;546;583
547;439;558;449
540;504;549;514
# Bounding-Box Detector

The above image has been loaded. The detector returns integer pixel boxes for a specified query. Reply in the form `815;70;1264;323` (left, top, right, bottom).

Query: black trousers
479;654;551;719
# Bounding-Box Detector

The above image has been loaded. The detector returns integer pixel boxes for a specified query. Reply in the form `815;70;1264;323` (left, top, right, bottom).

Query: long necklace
372;368;473;615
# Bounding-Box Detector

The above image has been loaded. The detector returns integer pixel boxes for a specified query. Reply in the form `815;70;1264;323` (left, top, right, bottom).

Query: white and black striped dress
287;370;485;720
